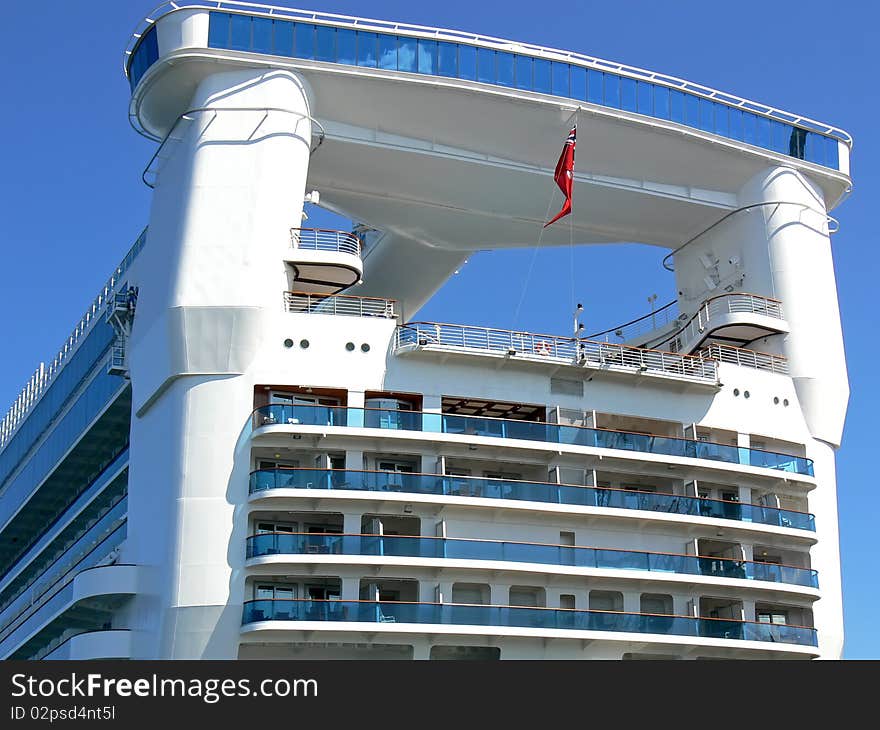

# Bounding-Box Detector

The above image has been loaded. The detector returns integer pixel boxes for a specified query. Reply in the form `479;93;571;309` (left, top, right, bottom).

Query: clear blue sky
0;1;875;657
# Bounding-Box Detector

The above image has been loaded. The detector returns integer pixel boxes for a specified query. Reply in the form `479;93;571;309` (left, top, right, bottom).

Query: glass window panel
378;34;397;69
620;77;637;111
477;48;495;83
604;73;620;107
418;39;438;74
497;51;514;87
357;31;378;67
230;14;251;51
458;44;476;80
587;69;603;104
698;98;714;131
756;116;771;148
742;111;757;145
316;25;335;62
804;132;820;163
551;62;569;97
654;85;669;119
685;94;699;126
714;102;729;137
398;36;417;72
252;17;272;54
438;42;457;77
294;23;315;60
272;20;294;56
824;135;839;168
788;126;807;159
208;12;230;49
728;107;743;140
337;28;356;64
670;89;684;123
570;65;586;100
637;81;652;115
770;120;787;153
534;58;551;93
515;55;533;90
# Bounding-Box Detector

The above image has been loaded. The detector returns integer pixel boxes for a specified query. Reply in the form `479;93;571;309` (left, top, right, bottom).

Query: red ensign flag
544;126;576;228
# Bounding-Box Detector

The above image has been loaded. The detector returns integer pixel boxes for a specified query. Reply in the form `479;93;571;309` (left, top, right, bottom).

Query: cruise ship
0;1;851;660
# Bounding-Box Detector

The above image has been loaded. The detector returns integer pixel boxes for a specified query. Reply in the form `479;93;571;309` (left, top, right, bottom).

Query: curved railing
586;300;680;343
246;532;818;588
700;344;789;375
248;469;816;531
240;599;817;647
290;227;361;256
250;404;814;476
283;292;397;318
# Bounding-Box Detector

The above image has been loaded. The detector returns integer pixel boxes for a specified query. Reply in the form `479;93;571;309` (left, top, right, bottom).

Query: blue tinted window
458;44;476;80
378;34;397;69
398;37;416;72
337;29;356;65
698;98;714;131
477;48;495;83
208;12;230;49
417;39;438;74
230;14;251;51
637;82;652;115
824;135;839;168
438;42;457;77
620;77;637;112
515;55;533;90
654;85;669;119
294;23;315;59
357;32;377;67
273;20;294;56
570;66;586;100
587;70;603;104
714;103;729;136
804;132;820;164
252;17;272;54
756;116;771;148
670;89;684;123
497;52;514;87
742;112;757;145
770;120;787;153
729;108;743;140
316;25;335;62
604;74;620;107
685;95;699;126
534;59;551;93
551;62;569;96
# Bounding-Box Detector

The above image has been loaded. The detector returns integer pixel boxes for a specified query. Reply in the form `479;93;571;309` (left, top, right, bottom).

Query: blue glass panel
438;42;457;77
418;39;438;74
714;102;729;136
207;12;230;49
551;62;569;97
803;132;820;164
587;69;603;104
477;48;495;83
497;52;515;87
534;59;551;94
570;66;586;100
272;20;294;56
742;111;757;145
230;14;251;51
770;120;787;153
336;28;356;65
620;77;637;112
293;23;315;60
698;98;714;131
685;94;699;127
252;17;272;54
458;44;476;80
356;31;378;67
756;116;771;148
637;81;652;115
729;108;743;140
397;36;417;72
378;34;397;69
604;73;620;107
670;89;684;123
824;135;839;168
654;85;669;119
316;25;335;62
516;55;533;90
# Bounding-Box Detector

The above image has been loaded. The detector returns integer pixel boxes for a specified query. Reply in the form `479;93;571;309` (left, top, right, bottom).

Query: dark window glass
770;120;787;153
230;14;251;51
729;108;743;140
272;20;294;56
742;112;757;145
824;135;839;168
637;81;652;115
551;62;569;97
316;25;336;62
497;51;515;87
587;69;603;104
438;42;457;77
685;94;699;126
208;12;230;49
604;73;620;107
654;85;669;119
337;28;356;64
357;31;378;67
515;55;533;90
398;36;417;72
620;77;637;112
477;48;495;83
789;126;807;159
418;39;438;74
570;66;586;100
252;17;272;54
714;102;729;136
756;116;771;148
534;58;551;93
294;23;315;60
378;34;397;69
458;44;476;80
670;89;685;123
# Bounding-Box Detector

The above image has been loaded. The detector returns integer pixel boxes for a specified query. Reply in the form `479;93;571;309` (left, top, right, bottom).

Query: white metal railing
0;231;147;452
586;300;680;344
700;344;789;375
124;1;851;146
396;322;718;383
290;228;361;256
284;291;397;318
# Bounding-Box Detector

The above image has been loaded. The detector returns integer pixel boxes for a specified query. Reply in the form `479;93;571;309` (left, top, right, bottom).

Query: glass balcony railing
246;533;819;588
240;599;818;647
248;469;815;532
251;404;814;477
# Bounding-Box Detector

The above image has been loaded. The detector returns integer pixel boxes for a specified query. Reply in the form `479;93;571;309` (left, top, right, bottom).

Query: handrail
585;300;679;342
124;2;851;149
700;344;789;375
290;227;361;256
284;291;397;318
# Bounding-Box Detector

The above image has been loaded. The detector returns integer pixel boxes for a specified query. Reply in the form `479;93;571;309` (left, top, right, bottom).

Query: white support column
622;592;641;614
342;513;361;535
340;577;360;601
490;584;508;606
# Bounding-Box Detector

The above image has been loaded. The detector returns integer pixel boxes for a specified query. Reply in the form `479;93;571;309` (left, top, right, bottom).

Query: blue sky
0;1;876;657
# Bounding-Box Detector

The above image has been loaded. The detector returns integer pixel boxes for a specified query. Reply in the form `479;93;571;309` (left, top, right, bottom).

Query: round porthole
300;339;310;349
345;342;355;351
283;338;294;349
773;396;780;404
733;388;740;396
744;390;750;399
783;398;790;407
361;343;371;352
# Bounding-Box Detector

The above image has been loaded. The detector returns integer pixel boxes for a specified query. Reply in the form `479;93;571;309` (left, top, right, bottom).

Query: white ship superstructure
0;2;851;660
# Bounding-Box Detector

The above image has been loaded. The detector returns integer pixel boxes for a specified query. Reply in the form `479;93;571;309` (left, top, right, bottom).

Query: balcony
283;292;397;319
250;404;815;476
240;599;817;647
699;343;789;375
245;533;819;588
248;469;815;531
284;228;363;296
